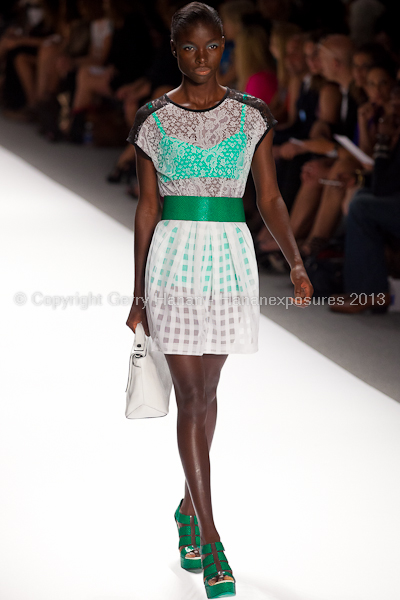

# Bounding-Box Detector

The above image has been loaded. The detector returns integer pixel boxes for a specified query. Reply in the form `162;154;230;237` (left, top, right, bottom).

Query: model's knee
204;380;219;404
176;388;207;419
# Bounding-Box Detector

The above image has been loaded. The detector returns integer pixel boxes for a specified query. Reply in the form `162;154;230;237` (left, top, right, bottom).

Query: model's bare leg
180;352;226;515
165;353;228;538
165;352;232;583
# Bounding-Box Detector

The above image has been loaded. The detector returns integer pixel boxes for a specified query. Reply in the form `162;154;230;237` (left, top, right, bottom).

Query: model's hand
290;264;314;308
126;296;151;336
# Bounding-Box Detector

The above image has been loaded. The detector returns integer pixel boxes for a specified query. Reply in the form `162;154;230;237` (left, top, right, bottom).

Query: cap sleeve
126;104;152;160
241;93;278;150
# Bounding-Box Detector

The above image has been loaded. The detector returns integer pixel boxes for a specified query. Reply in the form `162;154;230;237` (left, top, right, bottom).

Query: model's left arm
251;128;314;306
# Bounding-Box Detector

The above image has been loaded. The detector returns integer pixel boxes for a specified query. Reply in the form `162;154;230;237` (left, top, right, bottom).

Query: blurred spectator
330;83;400;313
298;59;396;259
0;0;56;112
273;33;312;139
357;59;397;154
268;21;301;122
67;0;154;143
218;0;255;88
34;0;104;107
235;22;277;101
351;41;392;105
257;34;361;268
347;0;386;46
255;30;342;267
107;0;183;189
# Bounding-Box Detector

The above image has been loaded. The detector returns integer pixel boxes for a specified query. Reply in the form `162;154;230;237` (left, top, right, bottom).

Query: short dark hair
171;2;224;44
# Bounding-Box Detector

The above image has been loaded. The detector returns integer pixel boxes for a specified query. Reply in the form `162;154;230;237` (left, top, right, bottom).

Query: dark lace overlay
227;88;278;149
126;95;168;152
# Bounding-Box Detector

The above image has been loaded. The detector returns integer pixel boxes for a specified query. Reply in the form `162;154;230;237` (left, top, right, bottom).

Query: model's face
352;52;374;89
365;67;394;106
171;23;225;84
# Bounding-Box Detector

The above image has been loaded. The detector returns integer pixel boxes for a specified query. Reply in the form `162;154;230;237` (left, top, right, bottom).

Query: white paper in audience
333;134;375;165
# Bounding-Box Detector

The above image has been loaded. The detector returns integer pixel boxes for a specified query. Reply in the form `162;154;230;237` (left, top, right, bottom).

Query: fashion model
126;3;313;597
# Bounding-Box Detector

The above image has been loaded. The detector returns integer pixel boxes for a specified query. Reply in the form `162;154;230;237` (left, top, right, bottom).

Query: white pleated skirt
143;219;260;355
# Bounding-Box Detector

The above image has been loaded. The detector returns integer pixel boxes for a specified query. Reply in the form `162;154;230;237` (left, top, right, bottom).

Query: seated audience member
33;0;104;111
260;35;362;266
255;33;345;267
268;21;301;124
357;59;397;154
235;22;277;101
67;0;154;143
347;0;386;47
299;58;397;258
0;0;56;112
233;20;277;235
351;41;392;105
106;0;183;190
218;0;255;88
273;32;321;144
330;83;400;314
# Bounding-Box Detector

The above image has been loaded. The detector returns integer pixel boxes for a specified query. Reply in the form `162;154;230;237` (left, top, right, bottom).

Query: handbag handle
125;322;148;393
133;321;147;357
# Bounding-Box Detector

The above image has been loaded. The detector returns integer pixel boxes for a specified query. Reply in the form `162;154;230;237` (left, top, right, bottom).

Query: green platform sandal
174;499;202;571
201;541;236;598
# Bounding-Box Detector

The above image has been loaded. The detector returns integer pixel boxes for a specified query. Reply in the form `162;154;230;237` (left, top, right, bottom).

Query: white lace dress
127;87;277;355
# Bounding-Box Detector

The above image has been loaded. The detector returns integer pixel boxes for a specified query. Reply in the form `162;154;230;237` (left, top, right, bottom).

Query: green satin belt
161;195;246;222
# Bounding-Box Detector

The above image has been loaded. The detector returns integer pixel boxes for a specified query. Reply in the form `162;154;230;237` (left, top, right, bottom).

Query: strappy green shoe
174;498;202;571
201;541;236;598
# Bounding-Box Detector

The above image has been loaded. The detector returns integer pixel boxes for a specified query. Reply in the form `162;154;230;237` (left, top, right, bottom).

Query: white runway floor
1;145;400;600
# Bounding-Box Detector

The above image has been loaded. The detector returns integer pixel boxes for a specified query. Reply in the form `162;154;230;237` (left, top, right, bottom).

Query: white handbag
125;322;173;419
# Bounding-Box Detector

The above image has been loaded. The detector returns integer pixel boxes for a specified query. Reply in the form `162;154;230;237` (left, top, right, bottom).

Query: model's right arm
126;147;160;335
